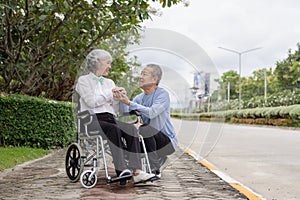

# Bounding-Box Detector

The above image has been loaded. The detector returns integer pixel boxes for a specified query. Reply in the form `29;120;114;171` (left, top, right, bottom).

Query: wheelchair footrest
84;164;94;167
106;174;132;184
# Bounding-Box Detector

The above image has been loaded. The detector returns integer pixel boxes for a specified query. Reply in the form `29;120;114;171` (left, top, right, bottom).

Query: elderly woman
75;49;155;184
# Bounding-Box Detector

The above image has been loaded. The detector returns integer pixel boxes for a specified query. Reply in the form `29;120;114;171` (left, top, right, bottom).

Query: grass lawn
0;147;50;171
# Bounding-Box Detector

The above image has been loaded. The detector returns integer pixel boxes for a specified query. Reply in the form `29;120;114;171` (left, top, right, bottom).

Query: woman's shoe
133;171;155;184
119;169;132;176
119;169;132;185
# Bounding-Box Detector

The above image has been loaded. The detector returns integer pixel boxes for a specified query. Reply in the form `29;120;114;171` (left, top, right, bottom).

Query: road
172;118;300;200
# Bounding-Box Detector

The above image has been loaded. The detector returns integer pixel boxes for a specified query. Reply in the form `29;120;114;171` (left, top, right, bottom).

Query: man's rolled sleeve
129;101;138;111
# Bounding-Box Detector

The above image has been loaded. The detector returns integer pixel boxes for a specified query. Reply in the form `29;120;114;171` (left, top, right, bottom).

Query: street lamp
263;68;267;107
227;81;230;102
218;46;262;109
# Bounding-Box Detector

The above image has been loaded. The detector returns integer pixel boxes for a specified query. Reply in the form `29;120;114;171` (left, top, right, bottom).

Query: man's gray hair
146;64;162;85
85;49;112;72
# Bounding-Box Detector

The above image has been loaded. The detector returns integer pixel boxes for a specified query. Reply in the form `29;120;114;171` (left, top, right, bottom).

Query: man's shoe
151;170;161;179
119;169;131;185
133;171;155;184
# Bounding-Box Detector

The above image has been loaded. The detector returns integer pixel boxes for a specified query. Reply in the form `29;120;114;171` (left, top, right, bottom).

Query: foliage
172;105;300;127
0;0;182;100
214;70;239;101
0;93;75;149
274;43;300;91
113;60;143;99
209;88;300;111
213;43;300;110
0;147;49;171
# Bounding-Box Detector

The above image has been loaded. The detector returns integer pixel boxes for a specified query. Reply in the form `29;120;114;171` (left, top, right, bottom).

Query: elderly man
113;64;177;178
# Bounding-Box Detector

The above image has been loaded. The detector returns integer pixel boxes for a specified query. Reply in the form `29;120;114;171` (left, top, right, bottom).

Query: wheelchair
65;109;153;189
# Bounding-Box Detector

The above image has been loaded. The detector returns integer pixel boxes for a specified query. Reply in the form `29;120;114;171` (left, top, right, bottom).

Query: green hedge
171;104;300;127
0;94;76;149
1;93;298;149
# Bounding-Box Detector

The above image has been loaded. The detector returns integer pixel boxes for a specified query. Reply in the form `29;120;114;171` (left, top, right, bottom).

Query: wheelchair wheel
80;170;97;189
65;143;84;182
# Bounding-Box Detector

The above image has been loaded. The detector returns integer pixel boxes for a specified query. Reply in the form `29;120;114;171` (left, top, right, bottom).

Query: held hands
112;87;131;105
112;87;126;95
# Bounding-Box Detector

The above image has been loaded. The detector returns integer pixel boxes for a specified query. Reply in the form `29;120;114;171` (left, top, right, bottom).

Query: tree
214;70;239;101
241;68;270;100
0;0;183;100
274;43;300;91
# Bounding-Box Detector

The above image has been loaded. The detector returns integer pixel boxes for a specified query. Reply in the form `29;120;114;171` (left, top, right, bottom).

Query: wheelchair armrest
77;110;100;137
119;110;141;117
77;110;95;119
118;110;142;124
129;110;141;116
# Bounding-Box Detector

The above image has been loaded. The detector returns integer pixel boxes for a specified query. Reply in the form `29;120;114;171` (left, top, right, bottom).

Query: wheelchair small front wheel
65;143;84;182
80;170;97;189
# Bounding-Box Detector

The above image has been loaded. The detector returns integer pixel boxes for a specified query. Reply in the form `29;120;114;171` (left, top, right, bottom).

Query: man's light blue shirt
121;87;177;148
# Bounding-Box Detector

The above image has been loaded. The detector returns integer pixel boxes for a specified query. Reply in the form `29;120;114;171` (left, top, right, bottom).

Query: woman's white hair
85;49;112;72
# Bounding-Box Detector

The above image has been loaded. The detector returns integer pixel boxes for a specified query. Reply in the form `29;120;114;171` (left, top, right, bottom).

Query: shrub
171;104;300;127
0;94;76;149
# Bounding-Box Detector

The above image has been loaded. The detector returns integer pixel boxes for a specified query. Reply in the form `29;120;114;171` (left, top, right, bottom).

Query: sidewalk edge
179;145;266;200
0;149;63;180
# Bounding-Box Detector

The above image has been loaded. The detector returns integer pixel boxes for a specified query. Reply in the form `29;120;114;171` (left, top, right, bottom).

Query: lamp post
218;46;262;109
263;68;267;107
227;81;230;102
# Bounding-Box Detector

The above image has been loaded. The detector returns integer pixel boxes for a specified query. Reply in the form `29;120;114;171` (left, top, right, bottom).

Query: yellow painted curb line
198;159;217;170
230;183;262;200
181;145;265;200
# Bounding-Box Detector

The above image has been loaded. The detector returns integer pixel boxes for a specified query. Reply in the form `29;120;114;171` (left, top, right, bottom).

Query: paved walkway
0;149;248;200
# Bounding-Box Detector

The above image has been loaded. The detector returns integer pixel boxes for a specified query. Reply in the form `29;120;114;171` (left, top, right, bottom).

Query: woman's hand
112;87;130;105
112;87;126;94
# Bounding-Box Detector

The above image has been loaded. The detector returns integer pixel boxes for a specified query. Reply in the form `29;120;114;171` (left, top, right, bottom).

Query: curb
180;145;266;200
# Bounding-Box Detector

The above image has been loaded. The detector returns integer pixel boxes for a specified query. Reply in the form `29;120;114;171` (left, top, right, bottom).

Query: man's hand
112;87;131;105
112;87;126;94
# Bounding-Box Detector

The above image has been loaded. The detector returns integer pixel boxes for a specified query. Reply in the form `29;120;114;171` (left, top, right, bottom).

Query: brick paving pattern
0;149;248;200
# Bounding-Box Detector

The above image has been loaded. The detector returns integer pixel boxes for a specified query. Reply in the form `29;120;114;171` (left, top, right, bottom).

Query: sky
141;0;300;77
